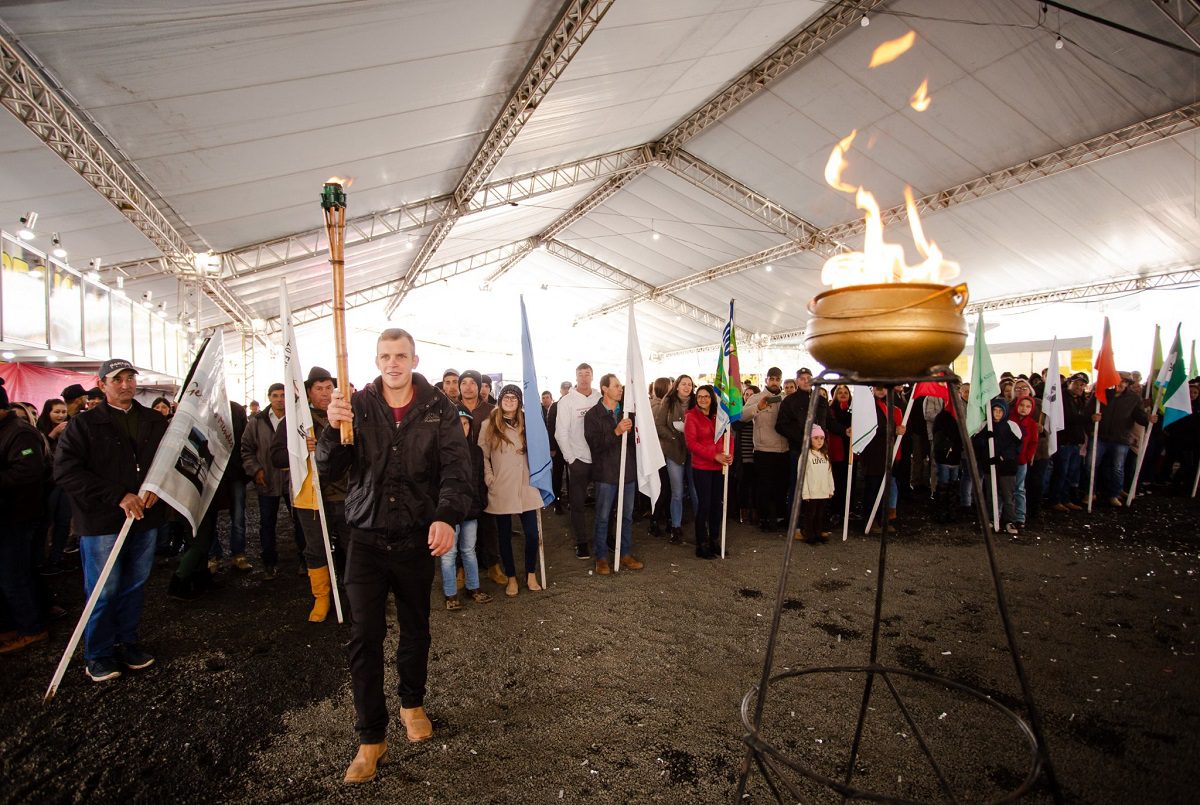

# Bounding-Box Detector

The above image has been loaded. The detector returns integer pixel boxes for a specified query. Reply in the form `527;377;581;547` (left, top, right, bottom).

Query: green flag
1147;325;1163;400
967;311;996;435
1157;325;1190;428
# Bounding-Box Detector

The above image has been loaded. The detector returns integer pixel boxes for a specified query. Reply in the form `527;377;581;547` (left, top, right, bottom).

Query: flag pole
45;514;136;702
986;414;1000;529
1087;398;1101;513
307;442;343;623
1192;457;1200;498
720;429;731;558
842;451;854;542
1125;388;1162;507
536;507;547;590
865;393;915;534
613;413;629;573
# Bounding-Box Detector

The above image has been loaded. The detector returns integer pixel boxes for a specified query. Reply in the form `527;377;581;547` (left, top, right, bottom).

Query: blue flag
520;296;555;506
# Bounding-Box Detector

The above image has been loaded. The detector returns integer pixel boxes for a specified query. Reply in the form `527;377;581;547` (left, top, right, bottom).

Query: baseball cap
98;358;138;381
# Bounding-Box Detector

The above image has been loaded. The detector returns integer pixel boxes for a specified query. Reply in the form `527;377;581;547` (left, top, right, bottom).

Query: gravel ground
0;490;1196;804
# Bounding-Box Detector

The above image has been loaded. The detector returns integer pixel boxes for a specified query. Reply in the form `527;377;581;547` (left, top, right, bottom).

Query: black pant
694;468;724;553
801;499;827;540
475;513;499;570
551;452;567;504
345;540;434;745
753;451;789;524
568;459;592;547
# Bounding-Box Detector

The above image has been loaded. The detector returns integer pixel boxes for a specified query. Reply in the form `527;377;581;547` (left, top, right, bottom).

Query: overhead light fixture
51;233;67;259
860;14;870;27
1054;35;1063;50
18;212;37;240
1;351;14;360
765;264;774;272
45;354;59;363
405;237;415;251
251;317;266;332
116;276;125;289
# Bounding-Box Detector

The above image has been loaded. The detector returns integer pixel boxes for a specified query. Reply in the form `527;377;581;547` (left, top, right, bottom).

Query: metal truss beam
266;240;535;332
0;27;266;342
385;0;615;314
491;2;877;288
545;240;755;342
212;144;652;278
664;149;831;247
483;159;655;286
578;101;1200;323
657;0;888;153
1151;0;1200;49
965;265;1200;314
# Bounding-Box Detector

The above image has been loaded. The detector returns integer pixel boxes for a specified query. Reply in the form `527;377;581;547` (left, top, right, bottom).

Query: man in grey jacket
741;367;789;531
241;382;303;577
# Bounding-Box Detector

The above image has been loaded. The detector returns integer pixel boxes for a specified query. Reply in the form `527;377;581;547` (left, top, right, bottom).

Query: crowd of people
2;329;1199;781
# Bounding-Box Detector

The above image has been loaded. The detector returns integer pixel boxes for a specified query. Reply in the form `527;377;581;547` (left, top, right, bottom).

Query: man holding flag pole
49;338;235;698
713;300;742;558
272;278;344;623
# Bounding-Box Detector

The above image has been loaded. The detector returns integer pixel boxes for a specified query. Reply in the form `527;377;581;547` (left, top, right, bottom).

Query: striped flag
1157;325;1191;428
714;299;742;439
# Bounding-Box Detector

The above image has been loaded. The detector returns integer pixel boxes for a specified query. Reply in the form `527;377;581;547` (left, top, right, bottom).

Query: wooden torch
321;180;354;444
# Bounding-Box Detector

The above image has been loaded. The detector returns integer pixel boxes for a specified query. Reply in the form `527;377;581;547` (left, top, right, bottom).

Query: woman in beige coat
479;385;544;596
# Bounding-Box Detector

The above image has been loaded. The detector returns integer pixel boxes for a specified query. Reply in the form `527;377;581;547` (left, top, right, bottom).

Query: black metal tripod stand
733;368;1062;803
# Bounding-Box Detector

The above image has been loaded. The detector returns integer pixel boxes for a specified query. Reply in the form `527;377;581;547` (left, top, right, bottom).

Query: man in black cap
0;376;49;654
85;387;105;410
62;384;87;418
270;366;347;621
441;369;460;404
242;382;303;578
54;358;168;681
1047;373;1091;511
318;327;471;783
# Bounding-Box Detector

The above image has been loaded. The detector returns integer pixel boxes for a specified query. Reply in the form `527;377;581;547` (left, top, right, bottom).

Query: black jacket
270;405;347;503
931;408;962;466
54;400;169;534
775;389;831;452
316;373;471;551
0;413;46;524
584;401;636;485
546;400;561;454
1060;391;1091;446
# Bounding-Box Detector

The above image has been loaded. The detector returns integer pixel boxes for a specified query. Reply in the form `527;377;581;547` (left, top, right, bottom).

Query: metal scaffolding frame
0;25;267;344
577;101;1200;324
544;240;755;341
384;0;615;314
1151;0;1200;49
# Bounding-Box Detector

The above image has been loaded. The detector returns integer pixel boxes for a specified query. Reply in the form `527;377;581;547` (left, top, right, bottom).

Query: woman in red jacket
685;385;733;559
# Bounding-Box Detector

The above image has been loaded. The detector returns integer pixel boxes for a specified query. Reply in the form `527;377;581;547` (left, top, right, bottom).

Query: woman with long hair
34;399;71;572
479;385;545;596
827;385;852;525
684;384;732;559
654;374;695;544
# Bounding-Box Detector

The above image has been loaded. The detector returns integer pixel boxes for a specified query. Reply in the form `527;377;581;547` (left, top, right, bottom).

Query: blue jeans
208;481;247;559
0;523;43;635
80;528;158;661
936;463;960;485
666;458;686;528
1014;464;1028;524
440;519;480;597
1048;444;1081;504
594;481;634;562
257;493;303;568
1092;439;1129;499
495;510;540;577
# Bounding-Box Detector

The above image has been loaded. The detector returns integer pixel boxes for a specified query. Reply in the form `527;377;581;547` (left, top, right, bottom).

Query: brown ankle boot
399;706;433;742
343;741;387;783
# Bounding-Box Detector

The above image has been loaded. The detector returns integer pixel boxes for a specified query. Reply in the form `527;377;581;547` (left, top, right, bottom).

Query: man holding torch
318;327;472;784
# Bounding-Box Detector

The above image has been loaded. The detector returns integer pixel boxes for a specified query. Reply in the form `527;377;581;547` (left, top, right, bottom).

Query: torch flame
903;186;959;284
325;176;354;187
869;31;916;68
910;79;931;112
823;129;858;194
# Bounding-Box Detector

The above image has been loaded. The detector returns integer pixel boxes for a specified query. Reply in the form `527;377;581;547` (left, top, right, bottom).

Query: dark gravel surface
0;490;1197;804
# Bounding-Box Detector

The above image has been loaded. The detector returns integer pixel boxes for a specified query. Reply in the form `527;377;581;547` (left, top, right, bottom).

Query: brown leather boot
307;567;332;623
399;706;433;742
343;741;387;783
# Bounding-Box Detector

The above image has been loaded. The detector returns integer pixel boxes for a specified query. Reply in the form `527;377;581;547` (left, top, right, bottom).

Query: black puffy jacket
316;373;471;551
775;389;830;451
53;400;169;534
0;413;46;524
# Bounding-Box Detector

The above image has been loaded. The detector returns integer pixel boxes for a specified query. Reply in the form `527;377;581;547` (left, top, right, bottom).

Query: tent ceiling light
18;211;37;240
51;233;67;259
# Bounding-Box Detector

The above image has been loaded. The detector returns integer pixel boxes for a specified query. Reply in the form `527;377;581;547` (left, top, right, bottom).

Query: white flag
624;303;665;507
280;279;319;509
1042;337;1065;455
142;332;234;532
850;385;878;454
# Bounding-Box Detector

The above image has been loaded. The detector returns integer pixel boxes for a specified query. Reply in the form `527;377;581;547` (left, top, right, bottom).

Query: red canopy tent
0;363;97;411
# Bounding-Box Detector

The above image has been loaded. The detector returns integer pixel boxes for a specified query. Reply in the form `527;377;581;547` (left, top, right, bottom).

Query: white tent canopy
2;0;1198;394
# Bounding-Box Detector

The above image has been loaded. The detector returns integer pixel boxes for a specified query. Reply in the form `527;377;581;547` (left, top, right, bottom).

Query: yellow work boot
307;567;332;623
343;741;387;783
399;706;433;742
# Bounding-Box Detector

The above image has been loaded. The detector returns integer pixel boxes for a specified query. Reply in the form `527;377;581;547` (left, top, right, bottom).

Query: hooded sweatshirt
1008;399;1040;465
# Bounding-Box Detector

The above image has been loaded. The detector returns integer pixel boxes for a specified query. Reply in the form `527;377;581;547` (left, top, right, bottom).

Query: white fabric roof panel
0;0;558;250
493;0;828;179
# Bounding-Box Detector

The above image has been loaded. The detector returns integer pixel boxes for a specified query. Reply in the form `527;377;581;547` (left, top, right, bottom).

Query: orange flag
1094;317;1121;404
